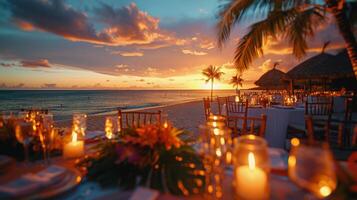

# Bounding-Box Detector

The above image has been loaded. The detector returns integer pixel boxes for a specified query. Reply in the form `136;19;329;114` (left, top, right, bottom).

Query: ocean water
0;90;237;120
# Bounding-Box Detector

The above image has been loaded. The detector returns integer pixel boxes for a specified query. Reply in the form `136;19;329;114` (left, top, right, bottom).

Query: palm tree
217;0;357;79
202;65;225;100
229;74;243;95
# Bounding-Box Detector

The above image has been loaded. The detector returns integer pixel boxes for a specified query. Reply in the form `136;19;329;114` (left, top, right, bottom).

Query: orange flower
160;127;182;150
123;124;183;150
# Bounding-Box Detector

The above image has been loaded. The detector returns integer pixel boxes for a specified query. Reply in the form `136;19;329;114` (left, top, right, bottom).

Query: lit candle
105;117;114;139
235;152;268;200
235;96;240;102
63;131;84;158
117;116;122;133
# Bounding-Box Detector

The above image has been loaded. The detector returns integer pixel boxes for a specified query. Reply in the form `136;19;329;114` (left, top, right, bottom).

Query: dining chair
306;114;357;147
227;114;267;137
217;96;227;115
117;109;161;129
203;98;212;121
344;97;355;122
352;125;357;147
288;97;334;132
225;99;248;117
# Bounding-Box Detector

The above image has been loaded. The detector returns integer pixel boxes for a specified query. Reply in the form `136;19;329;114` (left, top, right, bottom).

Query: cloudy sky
0;0;346;89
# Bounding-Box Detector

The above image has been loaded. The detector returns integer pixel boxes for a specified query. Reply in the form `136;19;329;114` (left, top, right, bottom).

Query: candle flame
213;128;220;135
213;116;218;120
72;131;77;142
319;185;332;197
248;152;255;170
163;122;168;128
235;96;240;102
212;121;217;127
291;138;300;147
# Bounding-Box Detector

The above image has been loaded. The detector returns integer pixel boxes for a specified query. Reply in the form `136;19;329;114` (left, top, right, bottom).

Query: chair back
305;115;357;148
203;98;211;120
227;114;267;137
217;96;227;115
118;109;161;129
308;96;332;103
344;97;355;122
352;125;357;147
305;98;333;117
226;99;248;117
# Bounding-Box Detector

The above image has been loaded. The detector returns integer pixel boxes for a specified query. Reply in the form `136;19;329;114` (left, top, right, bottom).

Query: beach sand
55;100;208;135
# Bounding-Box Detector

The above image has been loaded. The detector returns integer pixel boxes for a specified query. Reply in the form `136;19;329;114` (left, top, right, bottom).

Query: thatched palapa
287;50;354;80
254;67;289;90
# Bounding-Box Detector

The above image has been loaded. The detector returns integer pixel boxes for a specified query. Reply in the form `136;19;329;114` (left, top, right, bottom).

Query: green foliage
79;129;205;195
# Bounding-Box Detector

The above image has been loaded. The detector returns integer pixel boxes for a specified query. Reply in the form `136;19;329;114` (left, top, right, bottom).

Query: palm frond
286;7;325;59
234;8;298;72
216;0;315;48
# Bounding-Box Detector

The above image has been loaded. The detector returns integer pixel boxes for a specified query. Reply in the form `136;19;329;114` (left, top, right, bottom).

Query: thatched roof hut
254;67;289;90
287;50;354;80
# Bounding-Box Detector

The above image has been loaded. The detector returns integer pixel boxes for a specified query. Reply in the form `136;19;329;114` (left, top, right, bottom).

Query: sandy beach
55;100;207;135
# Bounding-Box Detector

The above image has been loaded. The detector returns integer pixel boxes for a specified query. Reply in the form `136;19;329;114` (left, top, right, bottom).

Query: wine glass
15;122;33;164
288;141;337;199
39;114;54;165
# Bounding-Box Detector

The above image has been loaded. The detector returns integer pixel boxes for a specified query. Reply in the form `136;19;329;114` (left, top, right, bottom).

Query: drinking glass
288;141;337;199
39;114;54;165
232;135;270;200
73;113;87;136
198;125;232;199
15;122;33;164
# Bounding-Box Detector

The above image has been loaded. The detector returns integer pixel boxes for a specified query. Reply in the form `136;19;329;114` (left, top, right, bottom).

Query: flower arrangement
79;124;205;195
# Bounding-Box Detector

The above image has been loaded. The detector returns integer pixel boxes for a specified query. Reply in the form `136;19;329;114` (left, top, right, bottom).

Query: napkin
23;165;66;184
0;176;42;197
0;165;67;197
129;187;159;200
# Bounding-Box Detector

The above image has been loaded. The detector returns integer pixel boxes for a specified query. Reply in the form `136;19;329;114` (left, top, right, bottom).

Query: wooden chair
287;98;334;143
118;109;161;129
352;125;357;147
227;114;267;137
226;99;248;117
203;98;212;120
306;115;357;147
217;96;227;115
344;97;355;122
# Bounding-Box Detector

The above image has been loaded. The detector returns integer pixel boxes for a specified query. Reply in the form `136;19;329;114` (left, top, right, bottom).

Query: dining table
0;148;315;200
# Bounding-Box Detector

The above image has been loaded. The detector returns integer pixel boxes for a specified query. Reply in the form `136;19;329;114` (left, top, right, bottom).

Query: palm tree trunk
327;0;357;79
211;79;214;101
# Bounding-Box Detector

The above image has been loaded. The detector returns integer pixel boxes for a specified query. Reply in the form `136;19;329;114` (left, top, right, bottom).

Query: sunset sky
0;0;347;90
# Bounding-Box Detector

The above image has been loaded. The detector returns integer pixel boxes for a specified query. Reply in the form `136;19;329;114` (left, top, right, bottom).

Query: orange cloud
6;1;184;48
112;51;144;57
182;49;207;56
21;59;51;68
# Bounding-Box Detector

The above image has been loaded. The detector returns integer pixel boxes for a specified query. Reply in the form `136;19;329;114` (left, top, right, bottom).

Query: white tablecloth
247;107;305;148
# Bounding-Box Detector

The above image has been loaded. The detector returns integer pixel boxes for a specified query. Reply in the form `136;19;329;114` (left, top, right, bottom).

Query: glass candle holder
105;116;117;139
288;141;337;199
162;113;169;128
199;125;232;199
233;135;270;200
206;115;226;128
73;113;87;136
